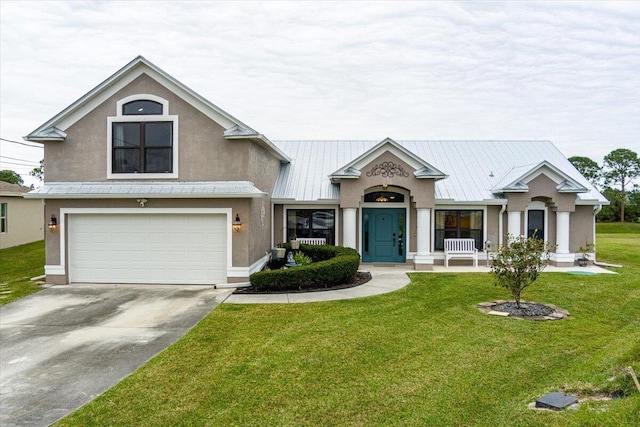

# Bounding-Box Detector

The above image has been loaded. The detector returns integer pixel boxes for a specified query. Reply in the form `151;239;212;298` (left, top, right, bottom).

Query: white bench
296;238;326;245
444;238;478;267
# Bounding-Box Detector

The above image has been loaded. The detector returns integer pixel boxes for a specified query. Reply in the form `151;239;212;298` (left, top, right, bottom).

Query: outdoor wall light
48;214;58;233
232;214;242;232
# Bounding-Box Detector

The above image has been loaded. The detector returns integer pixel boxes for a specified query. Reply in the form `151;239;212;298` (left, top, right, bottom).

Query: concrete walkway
0;284;233;427
224;263;616;304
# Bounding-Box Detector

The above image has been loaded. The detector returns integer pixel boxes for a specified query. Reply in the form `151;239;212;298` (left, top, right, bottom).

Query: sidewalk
223;263;615;304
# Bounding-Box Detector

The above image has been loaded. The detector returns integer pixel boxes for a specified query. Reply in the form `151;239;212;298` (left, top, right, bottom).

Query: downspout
498;203;507;248
591;204;623;268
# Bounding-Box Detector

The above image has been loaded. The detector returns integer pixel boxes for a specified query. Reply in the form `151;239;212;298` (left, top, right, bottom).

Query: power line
0;137;43;148
1;160;39;167
0;155;39;164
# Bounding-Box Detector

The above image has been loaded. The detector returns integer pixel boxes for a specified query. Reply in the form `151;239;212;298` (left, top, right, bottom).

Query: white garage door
68;214;227;284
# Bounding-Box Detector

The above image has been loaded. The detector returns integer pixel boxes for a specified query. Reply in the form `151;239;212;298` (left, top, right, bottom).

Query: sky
1;1;639;187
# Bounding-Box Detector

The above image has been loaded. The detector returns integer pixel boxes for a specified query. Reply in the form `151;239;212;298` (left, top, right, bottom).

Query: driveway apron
0;284;232;427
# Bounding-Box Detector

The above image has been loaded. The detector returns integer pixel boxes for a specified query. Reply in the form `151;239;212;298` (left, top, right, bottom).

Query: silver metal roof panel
24;181;266;199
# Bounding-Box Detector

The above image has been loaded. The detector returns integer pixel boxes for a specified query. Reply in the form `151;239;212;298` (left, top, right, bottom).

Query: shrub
250;245;360;292
293;252;312;266
490;234;553;308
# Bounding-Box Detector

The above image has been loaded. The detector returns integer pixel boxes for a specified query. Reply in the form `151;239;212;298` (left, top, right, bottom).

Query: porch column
556;211;570;254
342;208;357;249
414;208;434;270
507;210;521;242
552;211;574;266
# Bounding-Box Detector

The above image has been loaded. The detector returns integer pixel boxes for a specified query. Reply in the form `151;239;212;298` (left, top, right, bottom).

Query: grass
0;240;44;305
54;224;639;426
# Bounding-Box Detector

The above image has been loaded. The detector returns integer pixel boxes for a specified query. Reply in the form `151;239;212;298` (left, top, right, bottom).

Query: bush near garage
250;244;360;292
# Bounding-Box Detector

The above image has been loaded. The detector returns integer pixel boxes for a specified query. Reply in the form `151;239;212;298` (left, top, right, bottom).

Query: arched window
122;100;163;115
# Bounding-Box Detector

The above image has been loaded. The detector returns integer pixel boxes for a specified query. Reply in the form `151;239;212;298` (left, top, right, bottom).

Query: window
434;210;483;250
527;210;544;239
363;191;404;203
108;95;178;179
1;203;6;233
112;122;173;173
287;209;335;244
122;100;163;115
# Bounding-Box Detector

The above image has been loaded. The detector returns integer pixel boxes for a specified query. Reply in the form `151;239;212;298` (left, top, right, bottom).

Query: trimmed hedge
250;244;360;292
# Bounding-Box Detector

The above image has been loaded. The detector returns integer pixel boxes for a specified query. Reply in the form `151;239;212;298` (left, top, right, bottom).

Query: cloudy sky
1;1;639;186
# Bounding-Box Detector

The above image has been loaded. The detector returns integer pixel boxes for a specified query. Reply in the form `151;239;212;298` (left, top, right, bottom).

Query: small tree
30;159;44;182
0;169;24;185
490;234;552;308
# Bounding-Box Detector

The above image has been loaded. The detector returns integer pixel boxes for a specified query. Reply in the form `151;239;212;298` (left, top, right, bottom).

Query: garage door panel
69;214;227;284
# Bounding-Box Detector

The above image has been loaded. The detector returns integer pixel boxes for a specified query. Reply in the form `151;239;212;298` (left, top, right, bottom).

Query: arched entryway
361;189;407;263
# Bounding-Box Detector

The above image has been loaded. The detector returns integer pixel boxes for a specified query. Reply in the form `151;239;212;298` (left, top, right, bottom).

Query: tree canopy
568;156;601;187
30;159;44;182
603;148;640;222
0;170;24;186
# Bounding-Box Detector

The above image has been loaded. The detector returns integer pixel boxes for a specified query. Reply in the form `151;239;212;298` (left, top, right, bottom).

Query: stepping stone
535;392;578;410
488;310;509;317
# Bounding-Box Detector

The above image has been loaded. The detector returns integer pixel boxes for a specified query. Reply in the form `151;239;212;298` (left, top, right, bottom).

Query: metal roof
24;181;266;199
272;140;607;204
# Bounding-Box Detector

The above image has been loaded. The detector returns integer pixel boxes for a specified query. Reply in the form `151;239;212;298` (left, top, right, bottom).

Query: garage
68;213;227;284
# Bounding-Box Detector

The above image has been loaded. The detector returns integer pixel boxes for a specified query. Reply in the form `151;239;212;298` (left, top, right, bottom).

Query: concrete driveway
0;284;233;427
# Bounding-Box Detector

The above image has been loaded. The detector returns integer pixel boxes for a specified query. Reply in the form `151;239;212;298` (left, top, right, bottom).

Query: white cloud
1;0;638;186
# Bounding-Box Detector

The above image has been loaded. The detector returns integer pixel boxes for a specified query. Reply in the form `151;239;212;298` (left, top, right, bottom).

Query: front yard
52;225;639;426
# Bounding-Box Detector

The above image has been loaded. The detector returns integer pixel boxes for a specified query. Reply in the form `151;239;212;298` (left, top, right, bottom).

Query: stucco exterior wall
45;73;260;183
570;206;595;253
506;174;576;213
0;196;44;249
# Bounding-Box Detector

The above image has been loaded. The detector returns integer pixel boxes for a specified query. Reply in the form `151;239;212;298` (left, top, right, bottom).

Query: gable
491;161;588;194
25;56;289;163
329;138;447;183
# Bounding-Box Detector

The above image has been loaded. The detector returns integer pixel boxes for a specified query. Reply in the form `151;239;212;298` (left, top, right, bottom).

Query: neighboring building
24;57;607;285
0;182;44;249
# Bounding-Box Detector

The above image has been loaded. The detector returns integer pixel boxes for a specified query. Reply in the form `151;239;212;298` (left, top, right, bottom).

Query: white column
414;208;434;270
507;210;521;241
342;208;357;249
556;211;570;254
416;208;431;254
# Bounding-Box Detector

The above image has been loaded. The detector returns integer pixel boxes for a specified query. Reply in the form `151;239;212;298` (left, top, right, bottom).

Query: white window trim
524;201;549;243
45;208;233;277
107;94;179;179
282;205;339;246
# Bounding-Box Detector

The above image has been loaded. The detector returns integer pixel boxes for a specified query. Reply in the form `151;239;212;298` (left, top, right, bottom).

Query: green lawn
54;225;639;426
0;240;44;305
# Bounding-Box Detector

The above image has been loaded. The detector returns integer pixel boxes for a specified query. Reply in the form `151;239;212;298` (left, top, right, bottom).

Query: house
0;182;44;249
24;56;607;285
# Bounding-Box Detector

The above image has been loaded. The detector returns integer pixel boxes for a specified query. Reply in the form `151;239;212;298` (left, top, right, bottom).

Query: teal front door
362;208;406;263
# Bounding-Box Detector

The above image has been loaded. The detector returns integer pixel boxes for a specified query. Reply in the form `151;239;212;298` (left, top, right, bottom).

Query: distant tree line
569;148;640;223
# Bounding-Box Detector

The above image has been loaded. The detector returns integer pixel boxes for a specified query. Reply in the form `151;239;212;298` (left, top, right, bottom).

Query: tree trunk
621;180;626;222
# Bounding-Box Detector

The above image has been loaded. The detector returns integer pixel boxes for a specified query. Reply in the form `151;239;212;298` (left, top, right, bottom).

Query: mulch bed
233;271;372;294
477;300;570;321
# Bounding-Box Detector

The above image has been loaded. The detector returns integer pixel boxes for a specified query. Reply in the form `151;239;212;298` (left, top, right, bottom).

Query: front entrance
362;208;406;263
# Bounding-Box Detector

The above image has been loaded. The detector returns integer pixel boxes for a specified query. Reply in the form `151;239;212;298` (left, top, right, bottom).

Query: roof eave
225;134;291;163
